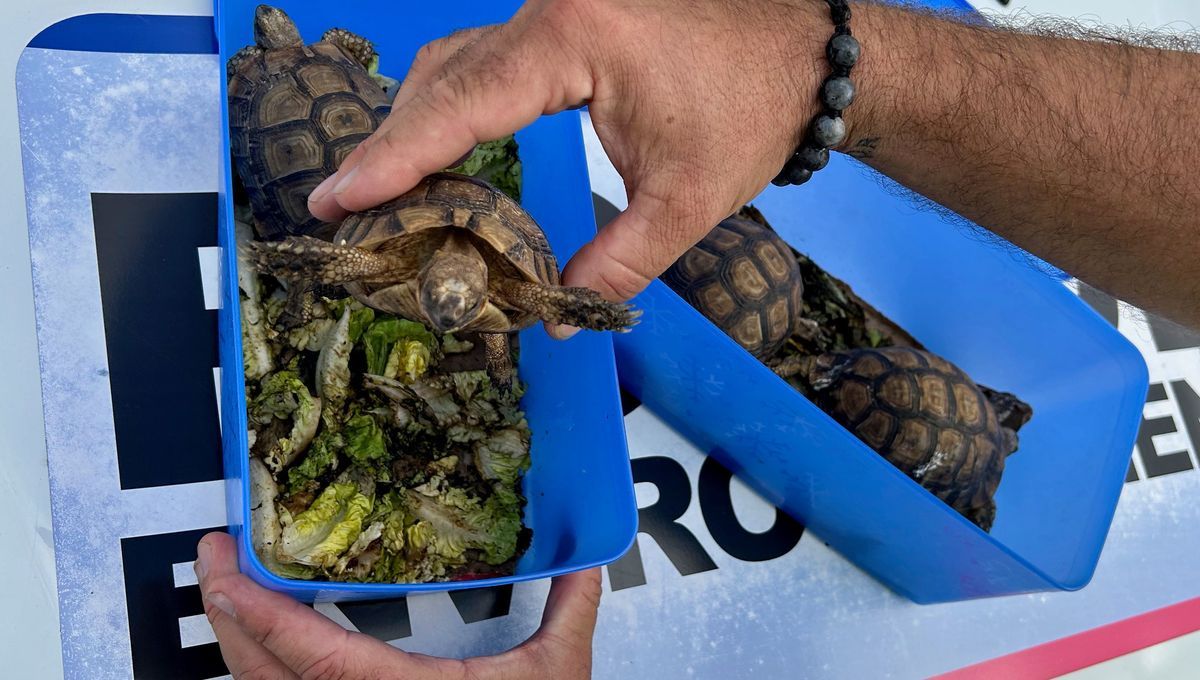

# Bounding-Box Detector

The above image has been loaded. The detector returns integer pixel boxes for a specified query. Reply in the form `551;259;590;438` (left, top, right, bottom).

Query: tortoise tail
243;236;394;285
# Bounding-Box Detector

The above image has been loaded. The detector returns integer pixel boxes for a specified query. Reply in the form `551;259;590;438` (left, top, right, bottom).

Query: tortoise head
979;385;1034;433
418;233;489;334
254;5;303;50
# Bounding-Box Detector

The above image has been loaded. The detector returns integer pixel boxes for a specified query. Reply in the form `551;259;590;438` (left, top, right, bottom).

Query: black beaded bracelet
772;0;861;187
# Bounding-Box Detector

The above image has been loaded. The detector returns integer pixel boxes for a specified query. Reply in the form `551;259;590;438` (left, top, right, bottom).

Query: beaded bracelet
772;0;861;187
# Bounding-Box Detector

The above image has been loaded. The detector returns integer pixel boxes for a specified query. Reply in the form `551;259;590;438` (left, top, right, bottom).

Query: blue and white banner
15;9;1200;680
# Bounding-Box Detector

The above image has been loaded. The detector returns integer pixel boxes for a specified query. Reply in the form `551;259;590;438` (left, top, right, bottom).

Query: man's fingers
392;26;499;110
313;31;590;217
195;533;299;680
195;533;403;679
307;27;498;223
536;568;603;645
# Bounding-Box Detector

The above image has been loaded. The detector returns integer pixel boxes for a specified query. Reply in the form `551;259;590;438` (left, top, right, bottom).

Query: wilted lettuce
287;429;340;490
237;219;273;380
240;144;533;585
342;414;387;465
474;427;531;489
251;370;322;472
367;319;444;378
326;298;375;342
317;306;353;425
448;135;522;202
406;482;521;565
277;482;372;568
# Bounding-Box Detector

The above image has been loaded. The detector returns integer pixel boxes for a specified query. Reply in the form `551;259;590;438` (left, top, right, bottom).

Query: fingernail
194;541;212;582
548;324;580;340
206;592;236;619
332;166;359;195
309;175;336;206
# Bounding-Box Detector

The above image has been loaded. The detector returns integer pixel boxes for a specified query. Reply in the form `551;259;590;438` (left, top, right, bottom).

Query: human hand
307;0;830;331
194;532;600;679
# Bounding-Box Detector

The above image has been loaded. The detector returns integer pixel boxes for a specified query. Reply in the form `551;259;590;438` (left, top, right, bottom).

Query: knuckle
596;255;652;301
425;71;470;116
250;613;289;650
297;647;349;680
202;600;223;624
410;41;441;71
234;661;283;680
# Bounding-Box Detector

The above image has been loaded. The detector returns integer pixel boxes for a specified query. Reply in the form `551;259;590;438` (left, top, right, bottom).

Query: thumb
548;193;713;339
476;568;602;680
536;567;603;646
552;191;717;339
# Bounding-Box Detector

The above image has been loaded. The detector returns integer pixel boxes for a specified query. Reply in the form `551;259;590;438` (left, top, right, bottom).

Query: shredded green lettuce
362;317;437;376
448;135;522;202
343;413;387;465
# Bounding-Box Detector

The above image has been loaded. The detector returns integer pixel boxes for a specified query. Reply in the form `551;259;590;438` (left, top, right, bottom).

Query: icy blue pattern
16;46;1200;680
16;48;227;679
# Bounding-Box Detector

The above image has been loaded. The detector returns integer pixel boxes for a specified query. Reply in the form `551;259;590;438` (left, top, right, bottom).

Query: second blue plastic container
215;0;637;601
614;131;1148;603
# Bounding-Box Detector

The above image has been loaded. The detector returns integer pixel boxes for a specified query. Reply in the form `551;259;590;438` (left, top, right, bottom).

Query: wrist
771;0;865;185
836;2;972;164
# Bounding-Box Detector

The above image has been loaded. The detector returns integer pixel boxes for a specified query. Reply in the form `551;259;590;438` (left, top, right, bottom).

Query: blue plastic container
614;40;1148;604
216;0;637;601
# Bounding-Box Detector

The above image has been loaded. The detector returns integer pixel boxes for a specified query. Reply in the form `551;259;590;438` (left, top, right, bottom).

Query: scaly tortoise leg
227;45;264;81
246;236;402;285
277;283;315;330
493;280;641;333
321;28;377;70
482;332;514;392
769;354;811;379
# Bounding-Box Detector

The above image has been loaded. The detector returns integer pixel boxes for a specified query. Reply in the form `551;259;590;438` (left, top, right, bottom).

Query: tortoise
247;172;641;387
798;346;1031;531
662;210;815;361
228;5;391;241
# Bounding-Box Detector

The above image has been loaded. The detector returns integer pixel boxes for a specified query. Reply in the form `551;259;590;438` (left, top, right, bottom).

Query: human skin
194;532;599;679
308;0;1200;330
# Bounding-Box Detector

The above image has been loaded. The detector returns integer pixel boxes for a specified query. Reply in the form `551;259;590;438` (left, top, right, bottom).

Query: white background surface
1;4;212;677
2;1;1198;678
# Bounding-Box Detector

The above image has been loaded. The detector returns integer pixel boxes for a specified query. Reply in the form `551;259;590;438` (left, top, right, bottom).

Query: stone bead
796;145;830;172
827;34;861;69
811;115;847;148
781;163;813;186
822;77;856;111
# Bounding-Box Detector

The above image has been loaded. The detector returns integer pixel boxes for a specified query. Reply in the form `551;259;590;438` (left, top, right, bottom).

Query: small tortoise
228;5;390;241
800;346;1031;531
248;172;641;387
662;211;815;360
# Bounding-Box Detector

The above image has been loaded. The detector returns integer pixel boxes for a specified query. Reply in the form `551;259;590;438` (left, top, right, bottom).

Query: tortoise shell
229;40;390;240
662;216;803;358
336;173;560;331
808;346;1018;531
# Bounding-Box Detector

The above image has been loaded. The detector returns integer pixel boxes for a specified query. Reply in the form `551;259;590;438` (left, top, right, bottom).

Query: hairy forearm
837;3;1200;326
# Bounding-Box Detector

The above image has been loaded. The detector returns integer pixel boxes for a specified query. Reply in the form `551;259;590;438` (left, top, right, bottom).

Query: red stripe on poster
933;596;1200;679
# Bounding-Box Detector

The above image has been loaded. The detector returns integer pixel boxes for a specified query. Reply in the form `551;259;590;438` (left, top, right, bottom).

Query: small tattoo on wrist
846;137;881;159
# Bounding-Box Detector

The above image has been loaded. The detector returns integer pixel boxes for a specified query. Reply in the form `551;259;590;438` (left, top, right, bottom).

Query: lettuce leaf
448;135;522;202
343;413;387;465
362;317;437;376
277;482;373;568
